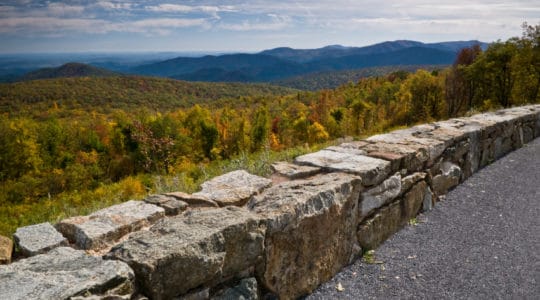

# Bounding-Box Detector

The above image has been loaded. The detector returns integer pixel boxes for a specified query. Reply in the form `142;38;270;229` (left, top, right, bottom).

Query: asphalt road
305;138;540;300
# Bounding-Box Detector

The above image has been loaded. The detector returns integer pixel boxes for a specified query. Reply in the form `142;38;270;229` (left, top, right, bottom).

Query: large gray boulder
0;247;134;299
193;170;272;207
294;150;390;186
56;200;165;251
248;173;363;299
106;206;265;300
13;222;67;257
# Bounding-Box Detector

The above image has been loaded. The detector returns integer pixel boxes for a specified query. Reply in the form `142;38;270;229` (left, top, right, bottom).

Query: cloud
46;3;85;17
219;14;291;31
0;15;209;36
145;3;237;20
94;1;133;11
127;18;209;32
145;4;194;13
0;17;109;34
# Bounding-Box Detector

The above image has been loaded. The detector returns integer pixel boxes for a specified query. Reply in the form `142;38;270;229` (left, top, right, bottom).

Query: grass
362;249;384;264
408;217;418;226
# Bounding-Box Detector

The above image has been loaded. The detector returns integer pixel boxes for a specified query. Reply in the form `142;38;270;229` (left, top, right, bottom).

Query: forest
0;23;538;236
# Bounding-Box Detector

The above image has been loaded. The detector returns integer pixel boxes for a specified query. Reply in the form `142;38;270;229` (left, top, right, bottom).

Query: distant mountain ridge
15;40;488;84
259;40;487;62
133;40;487;83
18;62;119;81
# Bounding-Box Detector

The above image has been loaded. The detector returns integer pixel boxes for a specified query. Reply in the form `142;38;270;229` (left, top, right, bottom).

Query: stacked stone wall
1;105;539;299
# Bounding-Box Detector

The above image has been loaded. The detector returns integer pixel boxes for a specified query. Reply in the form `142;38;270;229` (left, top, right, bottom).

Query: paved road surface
306;138;540;299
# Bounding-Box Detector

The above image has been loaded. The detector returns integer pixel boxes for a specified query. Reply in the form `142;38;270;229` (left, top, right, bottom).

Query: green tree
445;44;483;116
399;70;445;123
0;118;42;181
250;106;270;152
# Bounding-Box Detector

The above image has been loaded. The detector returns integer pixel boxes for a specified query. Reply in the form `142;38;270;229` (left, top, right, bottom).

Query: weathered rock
413;123;467;145
361;141;428;173
177;288;210;300
534;112;540;137
431;162;462;195
193;170;272;207
270;161;320;180
423;186;434;211
14;222;68;257
294;150;390;186
106;207;265;300
165;191;219;208
403;181;428;220
0;236;12;264
367;129;448;167
326;144;367;156
360;173;401;218
249;173;362;299
56;200;165;250
357;201;403;250
145;194;188;215
0;247;134;299
212;277;259;300
436;117;493;177
400;172;426;196
521;125;531;144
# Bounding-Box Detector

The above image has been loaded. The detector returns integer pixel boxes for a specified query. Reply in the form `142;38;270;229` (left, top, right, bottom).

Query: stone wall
1;105;539;300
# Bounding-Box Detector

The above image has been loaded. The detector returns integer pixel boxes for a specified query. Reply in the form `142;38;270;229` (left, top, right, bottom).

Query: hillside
132;40;486;83
275;65;446;90
0;76;298;115
18;62;119;81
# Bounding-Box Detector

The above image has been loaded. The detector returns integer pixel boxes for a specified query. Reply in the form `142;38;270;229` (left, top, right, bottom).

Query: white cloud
128;18;209;30
0;15;209;36
145;3;237;19
146;4;193;13
94;1;133;11
0;17;109;34
46;3;85;17
219;13;291;31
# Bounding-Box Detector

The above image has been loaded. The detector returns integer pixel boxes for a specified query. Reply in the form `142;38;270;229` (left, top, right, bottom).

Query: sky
0;0;539;53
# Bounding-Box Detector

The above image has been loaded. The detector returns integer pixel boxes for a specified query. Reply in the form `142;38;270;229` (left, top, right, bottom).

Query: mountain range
129;40;488;83
8;40;488;85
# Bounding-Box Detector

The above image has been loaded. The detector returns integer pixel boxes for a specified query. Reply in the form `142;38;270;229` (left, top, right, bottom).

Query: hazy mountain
259;40;488;63
132;53;303;78
275;64;446;90
304;47;457;71
132;40;486;83
18;62;119;81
